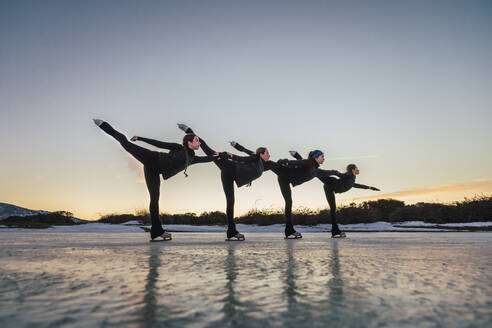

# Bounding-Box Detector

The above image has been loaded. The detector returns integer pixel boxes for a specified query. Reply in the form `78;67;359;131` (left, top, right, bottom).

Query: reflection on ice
0;232;491;327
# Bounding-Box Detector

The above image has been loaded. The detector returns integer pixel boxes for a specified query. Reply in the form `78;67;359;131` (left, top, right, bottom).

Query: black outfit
279;158;319;235
98;122;213;239
233;145;337;236
289;151;371;235
319;172;372;234
187;131;278;238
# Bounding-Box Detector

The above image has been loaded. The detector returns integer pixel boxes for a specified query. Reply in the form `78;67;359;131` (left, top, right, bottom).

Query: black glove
277;159;289;166
370;187;380;191
218;152;229;160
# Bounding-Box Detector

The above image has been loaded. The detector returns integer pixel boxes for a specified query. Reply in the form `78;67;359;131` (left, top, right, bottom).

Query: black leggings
323;177;340;232
200;139;238;236
278;174;295;235
99;122;164;238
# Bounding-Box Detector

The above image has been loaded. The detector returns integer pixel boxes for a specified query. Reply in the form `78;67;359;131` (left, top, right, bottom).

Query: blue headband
312;151;324;159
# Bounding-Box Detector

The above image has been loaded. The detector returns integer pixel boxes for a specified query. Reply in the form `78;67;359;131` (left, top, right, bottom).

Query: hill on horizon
0;203;86;223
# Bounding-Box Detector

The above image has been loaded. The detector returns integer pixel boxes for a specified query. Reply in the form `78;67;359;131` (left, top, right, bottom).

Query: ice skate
225;232;245;241
92;119;117;136
331;231;346;238
284;231;302;239
150;231;172;242
93;119;104;126
177;123;192;134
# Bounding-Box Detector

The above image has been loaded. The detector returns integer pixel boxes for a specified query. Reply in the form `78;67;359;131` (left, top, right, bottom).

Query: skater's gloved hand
218;152;229;160
277;159;289;166
130;136;139;142
370;187;380;191
288;150;300;158
230;141;237;147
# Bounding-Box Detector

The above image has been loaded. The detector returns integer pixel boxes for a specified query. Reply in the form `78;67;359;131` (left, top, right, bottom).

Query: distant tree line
97;195;492;226
2;196;490;229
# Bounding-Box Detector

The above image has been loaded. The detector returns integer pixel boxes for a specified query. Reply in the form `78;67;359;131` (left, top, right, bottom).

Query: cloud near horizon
349;179;492;203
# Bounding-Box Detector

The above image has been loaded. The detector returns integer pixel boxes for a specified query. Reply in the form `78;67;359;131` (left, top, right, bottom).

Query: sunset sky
1;0;491;220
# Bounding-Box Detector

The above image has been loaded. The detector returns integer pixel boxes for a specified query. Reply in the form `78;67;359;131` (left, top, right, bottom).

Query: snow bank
1;221;489;233
396;221;492;228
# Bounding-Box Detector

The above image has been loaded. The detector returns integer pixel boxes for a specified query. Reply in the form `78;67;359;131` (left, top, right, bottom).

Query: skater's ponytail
182;133;197;177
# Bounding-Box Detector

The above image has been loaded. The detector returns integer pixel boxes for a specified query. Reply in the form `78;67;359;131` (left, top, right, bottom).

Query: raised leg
97;121;159;168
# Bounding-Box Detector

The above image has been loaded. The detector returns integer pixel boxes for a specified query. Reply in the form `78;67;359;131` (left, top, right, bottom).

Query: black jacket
279;158;320;186
319;171;371;193
229;153;265;187
138;137;213;179
229;143;284;187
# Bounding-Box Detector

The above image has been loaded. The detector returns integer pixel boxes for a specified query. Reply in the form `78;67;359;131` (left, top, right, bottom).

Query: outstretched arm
192;155;216;164
316;168;343;178
131;136;182;150
229;153;258;163
353;183;380;191
230;141;254;155
264;160;284;172
289;151;303;160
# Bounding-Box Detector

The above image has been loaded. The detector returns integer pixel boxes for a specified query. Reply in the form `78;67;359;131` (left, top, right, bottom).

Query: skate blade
331;234;346;239
225;238;245;241
284;236;302;239
149;237;172;242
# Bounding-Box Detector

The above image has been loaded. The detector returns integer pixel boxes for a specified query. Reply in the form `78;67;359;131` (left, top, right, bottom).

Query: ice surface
397;221;492;227
5;220;490;233
0;232;491;327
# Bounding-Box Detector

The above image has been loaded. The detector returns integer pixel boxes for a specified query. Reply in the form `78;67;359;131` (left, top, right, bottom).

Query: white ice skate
93;119;104;126
177;123;190;133
150;231;172;242
285;231;302;239
331;231;346;238
225;232;245;241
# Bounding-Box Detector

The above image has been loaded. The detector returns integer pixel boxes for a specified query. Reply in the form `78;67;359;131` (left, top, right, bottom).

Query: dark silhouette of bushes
92;194;492;226
238;209;289;225
98;211;228;226
161;211;227;225
2;211;79;229
336;199;405;224
3;196;490;229
389;195;492;223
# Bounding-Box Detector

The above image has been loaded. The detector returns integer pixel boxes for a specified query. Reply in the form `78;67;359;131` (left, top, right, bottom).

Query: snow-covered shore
1;221;491;233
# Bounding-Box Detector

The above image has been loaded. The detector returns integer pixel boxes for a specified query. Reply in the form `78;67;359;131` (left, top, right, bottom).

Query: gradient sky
1;0;491;220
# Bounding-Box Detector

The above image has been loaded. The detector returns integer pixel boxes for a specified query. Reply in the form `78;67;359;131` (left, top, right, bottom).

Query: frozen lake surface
1;232;491;327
